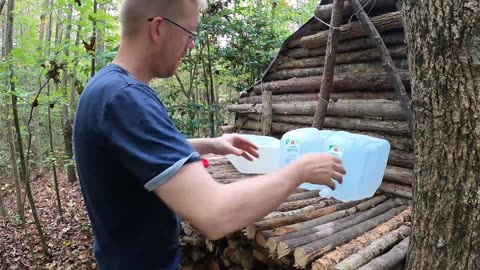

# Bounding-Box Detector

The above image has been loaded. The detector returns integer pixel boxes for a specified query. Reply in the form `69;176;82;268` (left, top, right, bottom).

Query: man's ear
149;17;163;42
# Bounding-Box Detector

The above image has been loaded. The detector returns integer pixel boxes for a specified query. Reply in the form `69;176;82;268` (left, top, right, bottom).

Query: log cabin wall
179;1;414;269
227;0;413;200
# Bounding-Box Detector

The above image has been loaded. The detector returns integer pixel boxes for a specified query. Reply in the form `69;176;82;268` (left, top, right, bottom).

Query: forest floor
0;171;96;270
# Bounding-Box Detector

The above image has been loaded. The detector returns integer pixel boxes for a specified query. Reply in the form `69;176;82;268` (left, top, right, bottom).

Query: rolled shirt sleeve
99;84;201;191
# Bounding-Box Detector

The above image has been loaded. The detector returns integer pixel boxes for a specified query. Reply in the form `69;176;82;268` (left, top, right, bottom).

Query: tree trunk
0;104;9;220
252;70;410;94
6;0;49;255
91;0;97;76
4;92;22;221
402;1;480;267
32;1;46;176
95;2;105;69
62;3;77;183
0;0;6;15
69;24;82;116
47;2;63;219
0;191;7;222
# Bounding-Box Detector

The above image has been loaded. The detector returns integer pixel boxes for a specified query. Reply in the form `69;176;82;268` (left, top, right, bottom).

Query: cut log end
293;247;309;269
266;238;279;255
244;225;257;239
277;241;293;259
255;231;267;247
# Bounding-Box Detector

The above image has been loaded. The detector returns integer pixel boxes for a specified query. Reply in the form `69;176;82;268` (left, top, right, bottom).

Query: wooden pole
261;90;272;135
312;0;345;129
348;0;415;133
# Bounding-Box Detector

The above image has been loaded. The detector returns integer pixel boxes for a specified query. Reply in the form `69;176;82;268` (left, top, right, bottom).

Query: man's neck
112;42;152;84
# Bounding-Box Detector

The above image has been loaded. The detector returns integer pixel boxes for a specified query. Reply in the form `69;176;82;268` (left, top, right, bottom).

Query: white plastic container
280;128;390;202
226;134;280;174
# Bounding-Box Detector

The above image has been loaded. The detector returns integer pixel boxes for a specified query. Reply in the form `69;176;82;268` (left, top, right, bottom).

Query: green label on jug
285;139;300;163
328;145;344;158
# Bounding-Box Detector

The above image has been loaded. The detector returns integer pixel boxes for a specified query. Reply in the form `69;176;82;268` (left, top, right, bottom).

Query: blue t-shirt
73;64;200;270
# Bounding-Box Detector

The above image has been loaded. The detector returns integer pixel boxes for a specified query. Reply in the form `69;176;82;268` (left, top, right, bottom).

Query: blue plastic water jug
280;128;390;202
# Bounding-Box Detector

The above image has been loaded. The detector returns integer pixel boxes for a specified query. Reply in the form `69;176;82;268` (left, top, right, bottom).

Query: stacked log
228;7;414;200
179;155;412;270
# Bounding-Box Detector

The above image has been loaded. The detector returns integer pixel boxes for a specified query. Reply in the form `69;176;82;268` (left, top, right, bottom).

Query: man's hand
294;153;346;190
212;134;259;160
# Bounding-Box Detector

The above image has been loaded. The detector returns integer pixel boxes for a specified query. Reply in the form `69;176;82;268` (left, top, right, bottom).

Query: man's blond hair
119;0;207;37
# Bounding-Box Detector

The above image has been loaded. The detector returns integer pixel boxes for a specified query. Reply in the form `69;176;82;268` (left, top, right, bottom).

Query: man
73;0;346;269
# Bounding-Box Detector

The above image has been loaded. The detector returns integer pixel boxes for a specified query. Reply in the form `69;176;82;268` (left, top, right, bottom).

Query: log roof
239;0;403;95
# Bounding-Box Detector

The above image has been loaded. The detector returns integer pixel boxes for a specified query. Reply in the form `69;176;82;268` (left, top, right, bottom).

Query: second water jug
280;128;390;202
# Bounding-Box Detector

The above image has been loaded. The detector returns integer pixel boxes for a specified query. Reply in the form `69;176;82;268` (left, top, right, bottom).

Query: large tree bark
401;1;480;269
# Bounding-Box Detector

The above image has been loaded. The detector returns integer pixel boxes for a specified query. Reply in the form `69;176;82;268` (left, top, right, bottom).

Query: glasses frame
147;17;197;42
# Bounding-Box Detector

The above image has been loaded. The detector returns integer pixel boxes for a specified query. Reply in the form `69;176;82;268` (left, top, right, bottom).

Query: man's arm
188;134;259;160
154;153;344;240
187;138;215;155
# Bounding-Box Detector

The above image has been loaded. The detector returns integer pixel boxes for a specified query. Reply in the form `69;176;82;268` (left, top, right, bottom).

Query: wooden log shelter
180;0;414;269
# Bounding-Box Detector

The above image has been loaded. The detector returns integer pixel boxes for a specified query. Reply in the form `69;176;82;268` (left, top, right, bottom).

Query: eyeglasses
147;17;197;42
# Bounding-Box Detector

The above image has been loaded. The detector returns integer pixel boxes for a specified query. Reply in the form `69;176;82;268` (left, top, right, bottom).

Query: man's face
152;2;199;78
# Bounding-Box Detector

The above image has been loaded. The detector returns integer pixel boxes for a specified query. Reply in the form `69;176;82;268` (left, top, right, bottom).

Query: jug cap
319;187;332;199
